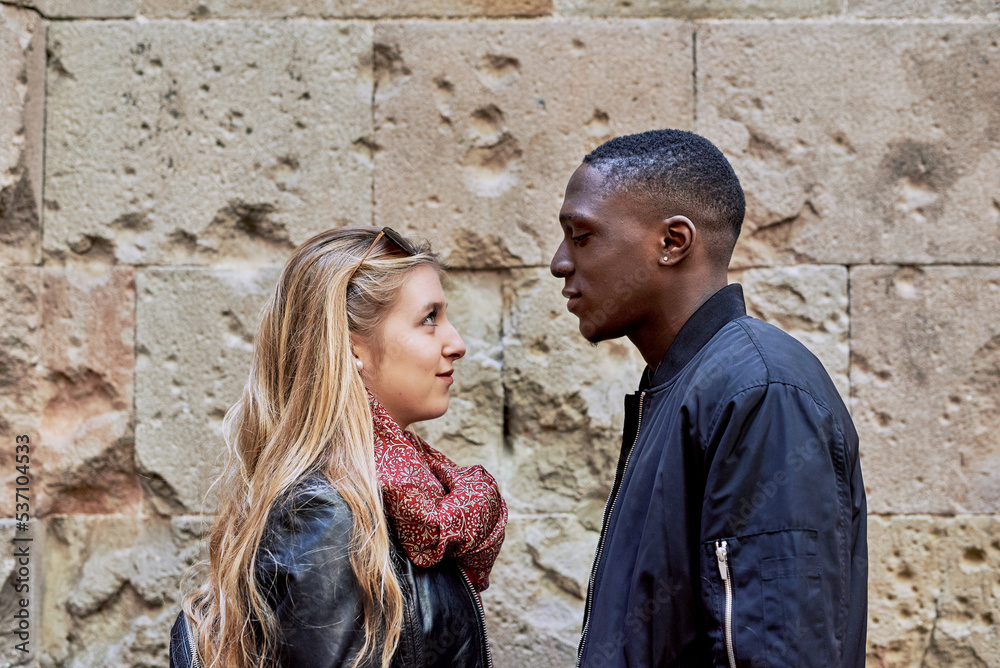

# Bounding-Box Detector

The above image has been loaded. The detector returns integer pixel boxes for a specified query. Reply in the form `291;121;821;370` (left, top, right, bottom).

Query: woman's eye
422;310;438;325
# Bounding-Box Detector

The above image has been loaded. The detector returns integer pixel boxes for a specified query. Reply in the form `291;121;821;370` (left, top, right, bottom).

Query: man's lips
562;289;582;312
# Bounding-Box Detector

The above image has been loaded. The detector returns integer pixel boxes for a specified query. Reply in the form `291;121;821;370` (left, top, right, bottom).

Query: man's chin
577;318;614;345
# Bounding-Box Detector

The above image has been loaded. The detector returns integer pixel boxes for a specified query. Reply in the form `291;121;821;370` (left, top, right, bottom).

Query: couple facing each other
171;129;868;668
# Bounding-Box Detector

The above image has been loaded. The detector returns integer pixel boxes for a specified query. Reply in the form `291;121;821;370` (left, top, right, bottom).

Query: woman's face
353;264;466;430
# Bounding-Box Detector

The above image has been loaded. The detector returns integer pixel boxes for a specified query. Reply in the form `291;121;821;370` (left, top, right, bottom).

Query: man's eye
572;234;589;243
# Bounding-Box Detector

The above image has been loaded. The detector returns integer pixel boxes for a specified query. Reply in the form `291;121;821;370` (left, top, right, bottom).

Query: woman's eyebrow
421;300;446;312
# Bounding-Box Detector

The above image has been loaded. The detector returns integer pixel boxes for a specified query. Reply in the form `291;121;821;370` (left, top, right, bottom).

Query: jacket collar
640;283;747;389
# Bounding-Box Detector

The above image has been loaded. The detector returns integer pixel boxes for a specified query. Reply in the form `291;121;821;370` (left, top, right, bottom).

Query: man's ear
657;215;696;266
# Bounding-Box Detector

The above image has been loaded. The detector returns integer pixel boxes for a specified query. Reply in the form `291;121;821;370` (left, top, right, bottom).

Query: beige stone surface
556;0;838;17
0;268;43;476
0;267;137;519
852;266;1000;514
502;267;646;516
0;6;44;265
39;515;209;667
730;266;849;400
44;20;373;266
849;0;1000;18
0;519;39;667
374;19;694;268
697;22;1000;266
411;270;504;472
135;266;279;513
137;0;551;18
866;515;1000;667
36;267;139;518
483;516;593;668
11;0;135;18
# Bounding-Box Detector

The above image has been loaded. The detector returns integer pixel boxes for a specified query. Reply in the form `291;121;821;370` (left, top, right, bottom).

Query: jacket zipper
576;390;646;667
184;614;203;668
459;568;494;668
714;540;736;668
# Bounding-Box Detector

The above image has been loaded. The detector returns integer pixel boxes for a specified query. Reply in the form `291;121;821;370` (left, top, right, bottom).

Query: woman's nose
444;322;466;360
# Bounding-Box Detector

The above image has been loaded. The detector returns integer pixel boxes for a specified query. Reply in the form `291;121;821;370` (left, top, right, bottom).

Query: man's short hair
584;129;745;262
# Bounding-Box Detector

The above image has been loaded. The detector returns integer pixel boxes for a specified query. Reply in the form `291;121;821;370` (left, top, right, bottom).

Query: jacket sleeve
698;381;866;668
256;484;370;668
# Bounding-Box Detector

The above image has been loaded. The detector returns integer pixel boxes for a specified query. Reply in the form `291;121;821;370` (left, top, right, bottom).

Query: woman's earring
355;358;364;373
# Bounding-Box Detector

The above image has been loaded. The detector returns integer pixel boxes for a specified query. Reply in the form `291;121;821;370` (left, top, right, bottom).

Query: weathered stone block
136;0;551;18
556;0;838;18
0;267;137;519
502;268;646;516
135;266;279;513
412;270;504;472
39;515;209;667
36;267;139;517
0;6;44;265
44;21;373;266
11;0;135;18
866;515;1000;667
730;266;849;400
849;0;1000;18
851;266;1000;514
374;19;693;268
0;519;39;667
698;22;1000;266
483;516;593;668
0;268;43;458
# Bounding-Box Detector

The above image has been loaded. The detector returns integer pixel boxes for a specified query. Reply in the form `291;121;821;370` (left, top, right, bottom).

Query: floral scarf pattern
369;391;507;591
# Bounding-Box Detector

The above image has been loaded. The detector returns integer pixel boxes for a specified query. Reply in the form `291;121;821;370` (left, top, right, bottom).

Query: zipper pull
715;540;729;581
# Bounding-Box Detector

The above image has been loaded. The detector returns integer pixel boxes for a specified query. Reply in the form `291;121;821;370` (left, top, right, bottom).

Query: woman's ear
658;215;696;266
349;333;371;371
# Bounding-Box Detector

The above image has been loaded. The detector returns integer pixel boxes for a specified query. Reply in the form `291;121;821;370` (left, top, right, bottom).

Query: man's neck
628;275;728;370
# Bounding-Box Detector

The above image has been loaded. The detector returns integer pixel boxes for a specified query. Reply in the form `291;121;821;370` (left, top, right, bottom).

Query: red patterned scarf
369;391;507;591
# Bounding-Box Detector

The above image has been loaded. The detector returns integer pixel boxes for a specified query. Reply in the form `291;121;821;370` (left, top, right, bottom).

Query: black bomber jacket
170;475;491;668
578;284;868;668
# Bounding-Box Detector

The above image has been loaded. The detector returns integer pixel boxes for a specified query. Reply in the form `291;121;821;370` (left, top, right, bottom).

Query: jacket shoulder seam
705;382;767;438
707;379;846;447
733;317;772;381
731;319;843;416
698;319;770;436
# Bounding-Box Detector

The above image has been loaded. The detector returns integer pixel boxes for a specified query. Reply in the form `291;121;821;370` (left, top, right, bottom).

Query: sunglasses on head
351;227;418;276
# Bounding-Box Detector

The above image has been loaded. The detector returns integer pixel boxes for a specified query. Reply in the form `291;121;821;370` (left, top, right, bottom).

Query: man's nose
550;241;574;278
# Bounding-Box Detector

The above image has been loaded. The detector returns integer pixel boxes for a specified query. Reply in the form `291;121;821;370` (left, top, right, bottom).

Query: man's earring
355;358;364;372
662;256;670;263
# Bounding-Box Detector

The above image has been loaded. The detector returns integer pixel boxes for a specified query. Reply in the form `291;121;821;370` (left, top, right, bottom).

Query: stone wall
1;1;998;666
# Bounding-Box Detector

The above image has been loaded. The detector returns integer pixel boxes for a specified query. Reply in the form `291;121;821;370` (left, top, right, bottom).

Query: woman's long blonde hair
183;226;442;668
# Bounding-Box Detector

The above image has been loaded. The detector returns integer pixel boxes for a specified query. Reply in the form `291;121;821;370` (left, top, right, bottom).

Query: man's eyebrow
558;212;594;225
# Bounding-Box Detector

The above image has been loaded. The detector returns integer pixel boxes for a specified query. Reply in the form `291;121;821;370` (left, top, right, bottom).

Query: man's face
550;163;664;343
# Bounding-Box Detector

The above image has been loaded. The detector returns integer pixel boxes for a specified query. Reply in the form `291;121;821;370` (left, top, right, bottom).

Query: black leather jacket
170;476;491;668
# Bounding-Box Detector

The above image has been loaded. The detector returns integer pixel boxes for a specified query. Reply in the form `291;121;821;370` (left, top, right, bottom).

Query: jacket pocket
703;529;821;668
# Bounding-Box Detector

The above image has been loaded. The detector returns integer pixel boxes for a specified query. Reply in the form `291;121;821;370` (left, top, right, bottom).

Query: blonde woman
170;227;508;668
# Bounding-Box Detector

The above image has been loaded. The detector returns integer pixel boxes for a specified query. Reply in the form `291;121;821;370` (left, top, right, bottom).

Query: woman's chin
420;398;451;423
